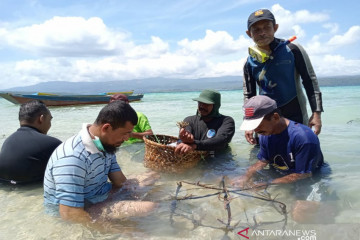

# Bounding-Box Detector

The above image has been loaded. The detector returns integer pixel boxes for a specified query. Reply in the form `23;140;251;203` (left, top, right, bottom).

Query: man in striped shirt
44;101;157;228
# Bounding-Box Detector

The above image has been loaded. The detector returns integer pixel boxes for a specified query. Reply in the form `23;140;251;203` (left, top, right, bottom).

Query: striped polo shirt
43;124;121;208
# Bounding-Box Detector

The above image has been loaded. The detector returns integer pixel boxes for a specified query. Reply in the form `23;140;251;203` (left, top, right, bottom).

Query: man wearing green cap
175;89;235;155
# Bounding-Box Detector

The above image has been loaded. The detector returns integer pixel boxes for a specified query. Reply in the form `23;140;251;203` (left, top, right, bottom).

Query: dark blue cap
247;9;276;30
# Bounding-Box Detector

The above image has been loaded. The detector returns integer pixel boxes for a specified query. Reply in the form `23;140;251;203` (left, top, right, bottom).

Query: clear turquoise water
0;87;359;239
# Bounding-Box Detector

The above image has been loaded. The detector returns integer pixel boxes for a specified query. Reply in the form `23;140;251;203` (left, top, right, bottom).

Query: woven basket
144;134;208;173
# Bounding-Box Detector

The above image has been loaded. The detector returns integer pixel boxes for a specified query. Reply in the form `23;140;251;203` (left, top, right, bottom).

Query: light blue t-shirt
43;124;121;208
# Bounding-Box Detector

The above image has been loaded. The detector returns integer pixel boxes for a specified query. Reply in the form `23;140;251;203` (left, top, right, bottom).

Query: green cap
193;89;221;104
193;89;222;118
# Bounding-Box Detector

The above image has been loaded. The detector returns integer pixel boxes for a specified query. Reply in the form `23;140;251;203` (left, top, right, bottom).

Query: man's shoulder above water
2;125;61;148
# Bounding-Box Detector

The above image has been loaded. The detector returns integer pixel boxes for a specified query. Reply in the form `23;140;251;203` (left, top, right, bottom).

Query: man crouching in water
44;101;159;231
232;95;337;223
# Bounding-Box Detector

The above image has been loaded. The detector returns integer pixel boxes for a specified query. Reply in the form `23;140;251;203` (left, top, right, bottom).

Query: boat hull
0;92;143;106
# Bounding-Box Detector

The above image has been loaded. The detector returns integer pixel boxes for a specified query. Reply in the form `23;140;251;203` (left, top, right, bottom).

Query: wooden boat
0;91;143;106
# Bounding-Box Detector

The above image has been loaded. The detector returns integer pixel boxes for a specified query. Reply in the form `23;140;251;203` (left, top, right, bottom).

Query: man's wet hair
95;100;138;129
19;100;50;123
263;108;282;121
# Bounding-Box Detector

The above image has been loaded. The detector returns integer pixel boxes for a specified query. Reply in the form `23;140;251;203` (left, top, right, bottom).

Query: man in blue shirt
232;95;327;223
44;101;158;229
233;95;323;186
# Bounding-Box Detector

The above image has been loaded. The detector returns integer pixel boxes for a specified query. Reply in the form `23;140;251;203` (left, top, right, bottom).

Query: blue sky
0;0;359;88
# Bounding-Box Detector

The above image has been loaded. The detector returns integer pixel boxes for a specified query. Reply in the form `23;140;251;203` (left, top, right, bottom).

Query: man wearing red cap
110;94;153;144
232;95;335;223
233;95;323;186
243;9;323;145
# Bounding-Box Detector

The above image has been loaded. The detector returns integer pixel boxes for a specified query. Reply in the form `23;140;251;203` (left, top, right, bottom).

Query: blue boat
0;91;143;106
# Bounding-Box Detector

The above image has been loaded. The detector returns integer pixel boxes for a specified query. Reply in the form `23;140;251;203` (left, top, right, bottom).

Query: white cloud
304;38;327;55
74;54;204;80
272;4;329;24
178;30;250;56
291;25;306;39
292;9;329;23
126;36;169;58
127;54;205;78
14;58;82;84
271;4;329;38
327;26;360;46
0;4;359;89
4;16;131;57
197;59;245;78
312;54;360;76
306;25;360;55
323;23;339;35
0;28;8;48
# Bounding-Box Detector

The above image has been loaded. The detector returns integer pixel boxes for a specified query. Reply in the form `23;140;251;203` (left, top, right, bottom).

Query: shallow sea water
0;87;359;239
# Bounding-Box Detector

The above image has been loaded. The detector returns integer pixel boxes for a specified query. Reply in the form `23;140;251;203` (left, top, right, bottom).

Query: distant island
1;75;359;94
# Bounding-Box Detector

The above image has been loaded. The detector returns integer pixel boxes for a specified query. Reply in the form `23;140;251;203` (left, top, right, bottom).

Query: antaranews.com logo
237;227;317;239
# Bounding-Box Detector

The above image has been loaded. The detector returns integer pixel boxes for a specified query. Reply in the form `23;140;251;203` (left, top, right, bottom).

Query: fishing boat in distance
0;91;144;106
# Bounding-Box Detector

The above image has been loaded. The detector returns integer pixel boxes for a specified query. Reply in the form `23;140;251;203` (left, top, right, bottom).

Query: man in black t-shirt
175;89;235;155
0;100;61;184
